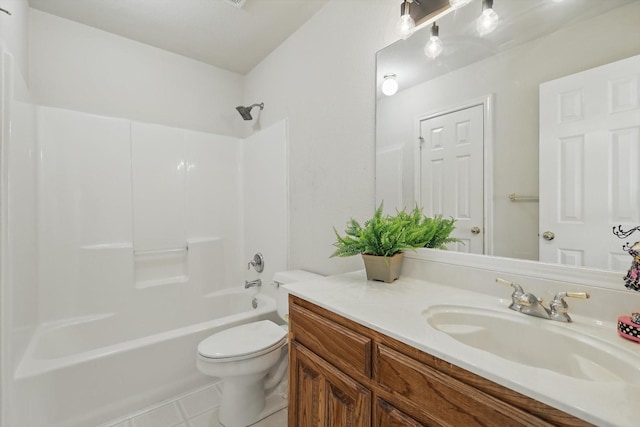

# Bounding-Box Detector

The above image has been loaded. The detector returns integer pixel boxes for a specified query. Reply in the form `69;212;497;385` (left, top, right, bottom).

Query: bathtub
13;288;280;427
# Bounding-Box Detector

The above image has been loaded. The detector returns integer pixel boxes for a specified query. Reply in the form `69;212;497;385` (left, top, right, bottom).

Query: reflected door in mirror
419;105;484;254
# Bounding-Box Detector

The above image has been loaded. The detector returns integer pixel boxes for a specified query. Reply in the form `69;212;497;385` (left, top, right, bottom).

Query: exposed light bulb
397;1;415;40
477;4;499;36
449;0;473;9
381;74;399;96
397;14;416;39
425;36;443;59
424;22;443;59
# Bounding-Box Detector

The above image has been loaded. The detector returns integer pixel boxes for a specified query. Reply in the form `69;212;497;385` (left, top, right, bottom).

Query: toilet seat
198;320;287;362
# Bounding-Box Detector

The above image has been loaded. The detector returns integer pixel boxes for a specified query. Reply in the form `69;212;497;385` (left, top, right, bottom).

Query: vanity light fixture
424;22;443;59
476;0;499;36
449;0;473;9
397;0;416;40
381;74;399;96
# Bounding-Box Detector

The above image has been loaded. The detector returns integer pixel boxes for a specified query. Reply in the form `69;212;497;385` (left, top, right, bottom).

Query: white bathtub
13;289;279;427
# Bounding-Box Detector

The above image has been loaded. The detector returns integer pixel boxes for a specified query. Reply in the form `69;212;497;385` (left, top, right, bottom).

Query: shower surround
2;93;289;425
36;106;245;321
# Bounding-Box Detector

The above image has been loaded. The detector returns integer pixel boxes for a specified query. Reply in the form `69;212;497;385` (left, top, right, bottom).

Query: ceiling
29;0;329;75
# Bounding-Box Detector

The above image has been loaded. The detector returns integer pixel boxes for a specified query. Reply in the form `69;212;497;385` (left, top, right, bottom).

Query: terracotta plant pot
361;252;404;283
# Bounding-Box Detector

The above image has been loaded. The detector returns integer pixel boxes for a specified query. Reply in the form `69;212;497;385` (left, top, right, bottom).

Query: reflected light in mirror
381;74;399;96
424;22;443;59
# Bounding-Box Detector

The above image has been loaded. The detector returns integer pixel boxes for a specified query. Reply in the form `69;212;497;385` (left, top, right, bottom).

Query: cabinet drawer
289;303;372;378
376;344;552;427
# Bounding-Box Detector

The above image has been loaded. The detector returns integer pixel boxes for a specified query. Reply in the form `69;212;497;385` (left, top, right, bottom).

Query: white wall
0;0;29;82
377;2;640;261
29;9;245;137
7;73;37;351
27;0;407;277
243;119;289;297
0;4;33;425
0;48;37;427
244;0;398;275
37;107;245;324
26;4;296;322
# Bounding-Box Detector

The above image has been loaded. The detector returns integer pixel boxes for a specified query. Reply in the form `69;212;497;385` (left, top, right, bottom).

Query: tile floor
99;381;287;427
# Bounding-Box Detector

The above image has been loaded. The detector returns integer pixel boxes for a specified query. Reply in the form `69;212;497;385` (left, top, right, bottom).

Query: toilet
197;270;322;427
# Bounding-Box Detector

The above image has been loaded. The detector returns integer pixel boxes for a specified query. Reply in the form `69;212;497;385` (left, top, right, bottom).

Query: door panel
540;55;640;268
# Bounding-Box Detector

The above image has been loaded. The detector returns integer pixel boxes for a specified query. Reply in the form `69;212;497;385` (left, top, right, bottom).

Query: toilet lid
198;320;287;360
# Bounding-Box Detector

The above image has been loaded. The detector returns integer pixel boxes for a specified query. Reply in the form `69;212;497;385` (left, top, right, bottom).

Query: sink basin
423;305;640;383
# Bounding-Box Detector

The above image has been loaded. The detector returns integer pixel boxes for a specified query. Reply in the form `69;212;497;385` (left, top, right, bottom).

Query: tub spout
245;279;262;289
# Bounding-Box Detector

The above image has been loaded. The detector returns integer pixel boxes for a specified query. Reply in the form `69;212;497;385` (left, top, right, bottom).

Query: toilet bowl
196;270;322;427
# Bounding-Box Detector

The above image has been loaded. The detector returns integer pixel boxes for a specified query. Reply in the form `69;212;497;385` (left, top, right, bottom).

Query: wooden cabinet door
374;398;428;427
289;341;371;427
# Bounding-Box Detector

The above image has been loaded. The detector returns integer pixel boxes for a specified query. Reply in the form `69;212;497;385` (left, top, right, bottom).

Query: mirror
376;0;640;272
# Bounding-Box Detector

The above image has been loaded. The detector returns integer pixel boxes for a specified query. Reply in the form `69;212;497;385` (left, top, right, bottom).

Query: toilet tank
273;270;323;321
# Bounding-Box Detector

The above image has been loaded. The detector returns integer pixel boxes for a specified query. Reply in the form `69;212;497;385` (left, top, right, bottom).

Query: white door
539;55;640;270
419;105;484;254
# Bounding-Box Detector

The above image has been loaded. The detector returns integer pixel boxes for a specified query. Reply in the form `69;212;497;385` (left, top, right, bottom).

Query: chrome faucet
548;291;590;322
496;278;590;323
245;279;262;289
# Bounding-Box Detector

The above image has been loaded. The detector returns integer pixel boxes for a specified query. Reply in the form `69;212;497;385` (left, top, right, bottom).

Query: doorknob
471;226;481;235
542;231;555;241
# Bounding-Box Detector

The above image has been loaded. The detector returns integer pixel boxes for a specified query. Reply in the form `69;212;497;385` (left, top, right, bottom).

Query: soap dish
617;316;640;343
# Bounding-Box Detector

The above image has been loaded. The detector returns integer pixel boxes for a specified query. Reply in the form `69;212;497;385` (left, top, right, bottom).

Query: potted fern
331;204;458;283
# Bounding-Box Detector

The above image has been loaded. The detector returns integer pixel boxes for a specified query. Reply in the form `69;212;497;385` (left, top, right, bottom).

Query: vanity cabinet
290;342;371;426
288;295;593;427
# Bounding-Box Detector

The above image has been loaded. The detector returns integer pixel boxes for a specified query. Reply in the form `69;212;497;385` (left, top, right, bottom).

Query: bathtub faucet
245;279;262;289
247;253;265;273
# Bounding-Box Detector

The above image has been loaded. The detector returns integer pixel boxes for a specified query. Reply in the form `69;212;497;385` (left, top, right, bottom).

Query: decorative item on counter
617;313;640;343
330;203;459;283
623;242;640;291
613;225;640;291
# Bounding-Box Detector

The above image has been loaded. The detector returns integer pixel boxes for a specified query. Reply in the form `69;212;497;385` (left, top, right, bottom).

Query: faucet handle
552;291;590;304
550;291;590;318
247;252;265;273
496;278;525;295
565;292;590;299
496;278;515;287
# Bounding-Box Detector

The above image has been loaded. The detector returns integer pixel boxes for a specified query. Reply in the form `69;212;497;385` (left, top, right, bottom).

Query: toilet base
219;378;288;427
252;380;288;425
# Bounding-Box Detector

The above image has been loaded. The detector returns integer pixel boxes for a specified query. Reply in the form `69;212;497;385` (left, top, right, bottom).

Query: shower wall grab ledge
134;246;188;256
508;193;539;202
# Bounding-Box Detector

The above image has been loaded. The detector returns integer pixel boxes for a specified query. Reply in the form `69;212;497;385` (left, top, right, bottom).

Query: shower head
236;103;264;120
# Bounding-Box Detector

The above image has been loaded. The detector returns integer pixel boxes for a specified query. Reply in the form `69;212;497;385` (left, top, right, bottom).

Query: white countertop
284;271;640;427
